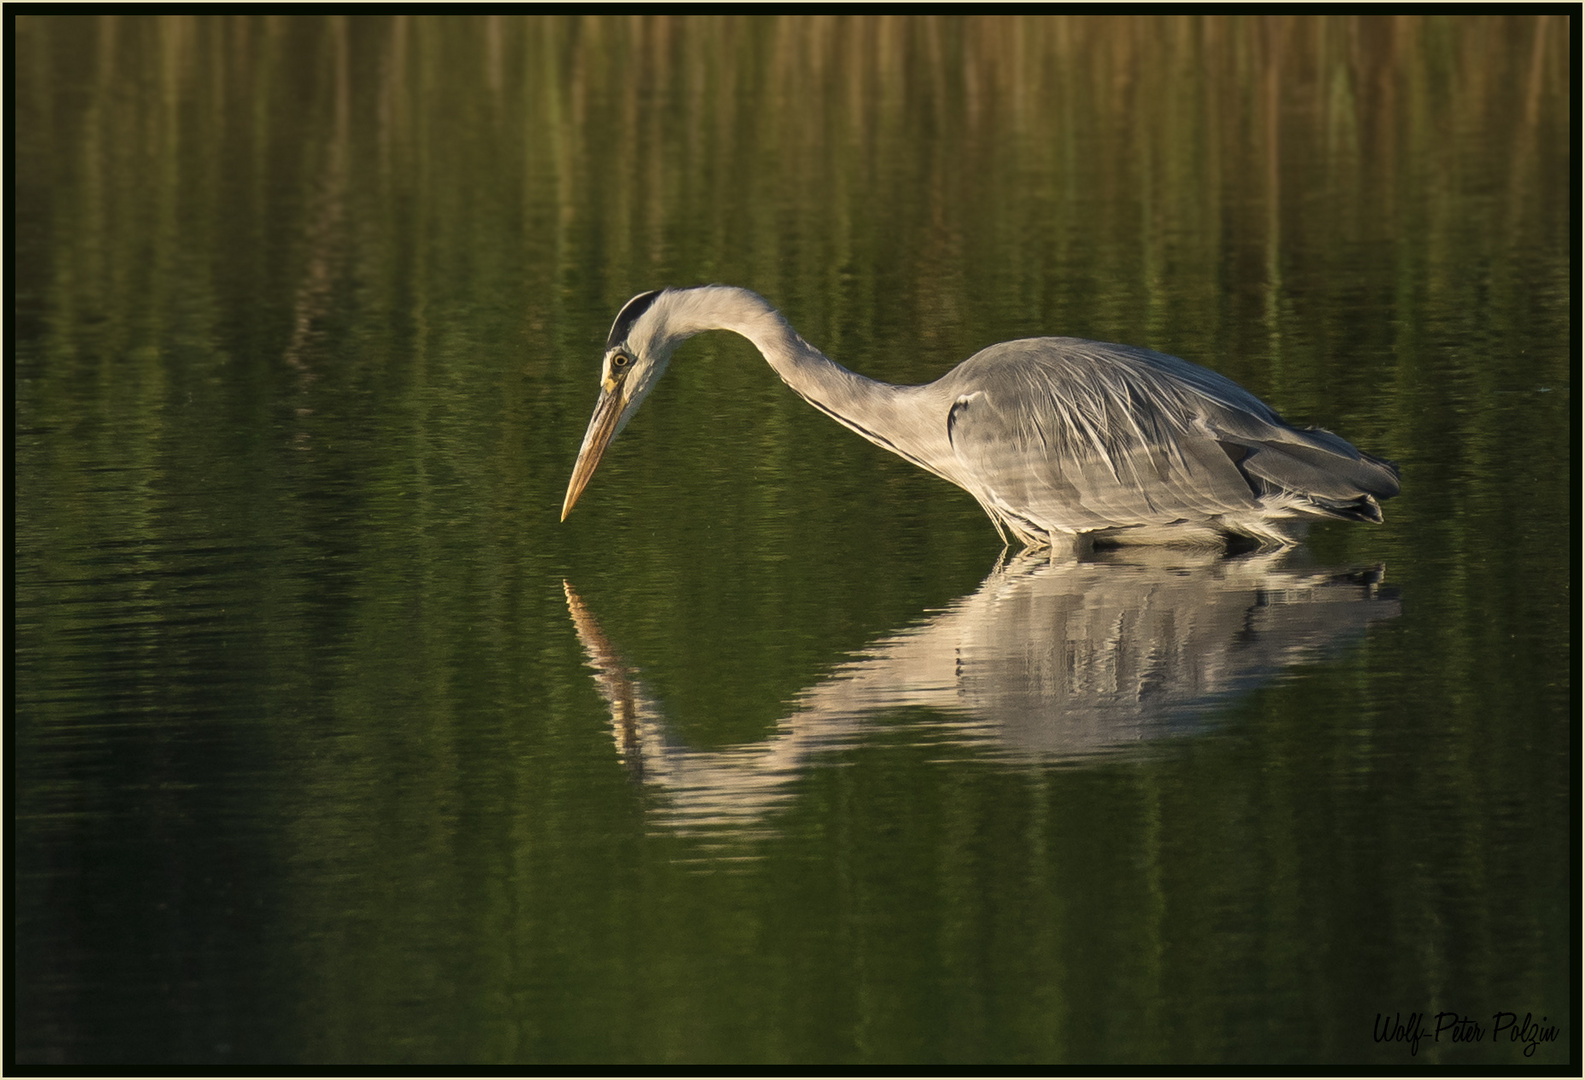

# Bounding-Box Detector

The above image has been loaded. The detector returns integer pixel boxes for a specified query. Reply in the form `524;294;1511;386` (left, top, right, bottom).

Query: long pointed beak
561;382;626;520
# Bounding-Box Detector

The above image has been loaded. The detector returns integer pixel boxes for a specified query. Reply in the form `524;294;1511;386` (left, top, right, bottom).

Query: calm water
13;15;1573;1066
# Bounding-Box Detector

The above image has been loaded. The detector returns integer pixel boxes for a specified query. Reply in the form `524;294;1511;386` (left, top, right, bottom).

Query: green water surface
13;14;1573;1066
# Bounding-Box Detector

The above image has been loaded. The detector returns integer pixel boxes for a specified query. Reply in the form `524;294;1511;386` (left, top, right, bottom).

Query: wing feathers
943;339;1399;539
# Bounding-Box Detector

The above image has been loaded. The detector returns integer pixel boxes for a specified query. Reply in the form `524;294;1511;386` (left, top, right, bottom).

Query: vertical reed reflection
20;15;1567;404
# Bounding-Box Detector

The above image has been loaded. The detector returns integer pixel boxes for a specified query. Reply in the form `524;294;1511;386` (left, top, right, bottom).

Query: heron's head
561;285;783;520
561;289;675;521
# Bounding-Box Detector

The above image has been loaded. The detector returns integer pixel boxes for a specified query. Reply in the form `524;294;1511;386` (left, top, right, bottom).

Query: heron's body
562;286;1400;550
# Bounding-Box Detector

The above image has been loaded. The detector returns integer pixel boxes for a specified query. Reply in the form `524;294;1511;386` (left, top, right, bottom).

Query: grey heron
561;286;1400;550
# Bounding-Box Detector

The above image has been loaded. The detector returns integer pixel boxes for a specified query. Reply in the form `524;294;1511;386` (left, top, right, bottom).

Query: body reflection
565;550;1399;839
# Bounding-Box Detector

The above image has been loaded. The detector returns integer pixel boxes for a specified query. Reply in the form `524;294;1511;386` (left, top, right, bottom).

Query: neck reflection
564;548;1399;842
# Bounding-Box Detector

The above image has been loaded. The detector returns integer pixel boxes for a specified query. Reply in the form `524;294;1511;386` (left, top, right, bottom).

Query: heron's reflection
565;548;1399;840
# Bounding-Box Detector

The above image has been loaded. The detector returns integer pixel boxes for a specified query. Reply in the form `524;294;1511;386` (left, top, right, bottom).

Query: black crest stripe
605;290;663;350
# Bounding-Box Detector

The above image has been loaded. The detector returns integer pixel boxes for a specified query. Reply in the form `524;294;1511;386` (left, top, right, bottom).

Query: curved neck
641;287;873;406
631;286;946;475
640;287;900;425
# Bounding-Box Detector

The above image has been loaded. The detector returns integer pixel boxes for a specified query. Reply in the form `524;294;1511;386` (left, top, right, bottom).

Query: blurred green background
14;15;1572;1065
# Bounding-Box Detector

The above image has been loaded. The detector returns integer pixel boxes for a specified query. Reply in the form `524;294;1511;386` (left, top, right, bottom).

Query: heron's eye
611;353;631;369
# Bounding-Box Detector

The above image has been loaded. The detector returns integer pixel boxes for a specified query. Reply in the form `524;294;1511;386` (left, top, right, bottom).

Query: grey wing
943;339;1400;534
1199;400;1401;518
1130;345;1401;518
944;343;1261;534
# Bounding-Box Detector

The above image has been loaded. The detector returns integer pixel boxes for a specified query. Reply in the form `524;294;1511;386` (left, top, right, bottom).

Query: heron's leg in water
978;502;1011;548
989;544;1011;576
1027;528;1093;561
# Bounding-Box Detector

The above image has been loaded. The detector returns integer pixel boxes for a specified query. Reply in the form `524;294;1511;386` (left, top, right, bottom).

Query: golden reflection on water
20;15;1564;369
